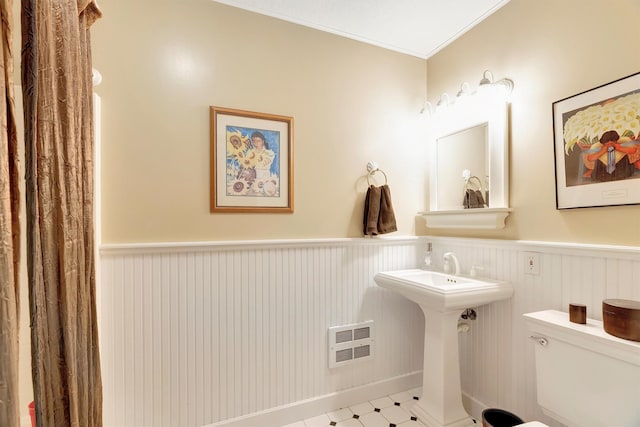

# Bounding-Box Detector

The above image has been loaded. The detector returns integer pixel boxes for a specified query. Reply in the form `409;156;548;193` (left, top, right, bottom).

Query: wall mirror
421;87;511;229
436;123;488;210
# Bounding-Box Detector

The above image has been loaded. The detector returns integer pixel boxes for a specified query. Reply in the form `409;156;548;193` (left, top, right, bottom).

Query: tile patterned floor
281;389;427;427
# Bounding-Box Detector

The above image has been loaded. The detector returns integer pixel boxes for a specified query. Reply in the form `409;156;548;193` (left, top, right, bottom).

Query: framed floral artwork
210;106;294;213
553;72;640;209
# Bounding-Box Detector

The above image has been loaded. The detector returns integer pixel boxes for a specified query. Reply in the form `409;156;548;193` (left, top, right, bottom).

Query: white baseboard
462;392;527;425
462;391;488;422
206;371;422;427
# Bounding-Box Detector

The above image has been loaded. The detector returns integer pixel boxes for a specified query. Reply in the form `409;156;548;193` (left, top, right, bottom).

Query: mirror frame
423;89;511;228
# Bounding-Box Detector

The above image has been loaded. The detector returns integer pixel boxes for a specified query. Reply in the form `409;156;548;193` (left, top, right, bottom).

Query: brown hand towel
363;186;371;235
363;185;381;236
377;184;397;234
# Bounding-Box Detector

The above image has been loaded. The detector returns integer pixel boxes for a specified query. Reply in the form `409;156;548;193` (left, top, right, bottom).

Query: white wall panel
100;237;640;427
100;238;424;427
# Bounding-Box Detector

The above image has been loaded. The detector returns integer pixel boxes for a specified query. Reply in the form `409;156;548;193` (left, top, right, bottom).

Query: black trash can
482;408;524;427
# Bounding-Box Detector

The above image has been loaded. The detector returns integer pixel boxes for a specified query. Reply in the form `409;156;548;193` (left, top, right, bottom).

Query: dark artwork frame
552;72;640;209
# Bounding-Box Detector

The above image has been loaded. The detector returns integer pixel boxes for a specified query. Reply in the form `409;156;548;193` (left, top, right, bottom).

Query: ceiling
211;0;511;59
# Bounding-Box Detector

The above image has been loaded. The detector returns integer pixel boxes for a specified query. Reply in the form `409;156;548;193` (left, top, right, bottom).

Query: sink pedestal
411;307;474;427
373;269;513;427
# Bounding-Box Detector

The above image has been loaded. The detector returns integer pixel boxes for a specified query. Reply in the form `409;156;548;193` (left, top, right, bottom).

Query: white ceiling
211;0;511;59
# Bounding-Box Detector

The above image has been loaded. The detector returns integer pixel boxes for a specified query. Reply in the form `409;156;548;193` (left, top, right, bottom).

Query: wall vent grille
354;345;370;359
328;321;374;368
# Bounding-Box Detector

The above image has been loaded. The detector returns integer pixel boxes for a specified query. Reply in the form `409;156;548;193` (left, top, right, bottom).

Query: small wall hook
366;161;379;173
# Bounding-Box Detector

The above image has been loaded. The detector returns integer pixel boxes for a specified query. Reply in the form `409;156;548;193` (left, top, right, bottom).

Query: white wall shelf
419;208;512;229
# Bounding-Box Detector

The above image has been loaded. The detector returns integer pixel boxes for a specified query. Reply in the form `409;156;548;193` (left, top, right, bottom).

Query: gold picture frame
210;106;294;213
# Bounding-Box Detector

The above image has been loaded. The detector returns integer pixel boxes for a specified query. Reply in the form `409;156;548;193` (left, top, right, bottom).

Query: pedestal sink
374;269;513;427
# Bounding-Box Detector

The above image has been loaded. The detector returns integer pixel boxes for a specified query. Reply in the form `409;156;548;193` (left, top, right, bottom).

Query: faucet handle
469;265;484;277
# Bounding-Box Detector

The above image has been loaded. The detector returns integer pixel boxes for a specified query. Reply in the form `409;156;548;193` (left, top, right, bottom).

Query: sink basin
374;268;513;312
374;268;514;426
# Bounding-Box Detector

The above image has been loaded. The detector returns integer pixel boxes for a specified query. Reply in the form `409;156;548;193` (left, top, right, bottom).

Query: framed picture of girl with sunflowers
553;71;640;209
210;106;294;213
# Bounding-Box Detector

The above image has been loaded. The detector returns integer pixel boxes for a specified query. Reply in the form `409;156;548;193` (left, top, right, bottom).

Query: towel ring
367;168;388;186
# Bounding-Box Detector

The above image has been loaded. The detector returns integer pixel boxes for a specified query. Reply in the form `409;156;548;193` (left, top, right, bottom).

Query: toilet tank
523;310;640;427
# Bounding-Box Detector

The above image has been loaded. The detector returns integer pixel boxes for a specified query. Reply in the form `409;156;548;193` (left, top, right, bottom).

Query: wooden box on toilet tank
602;299;640;342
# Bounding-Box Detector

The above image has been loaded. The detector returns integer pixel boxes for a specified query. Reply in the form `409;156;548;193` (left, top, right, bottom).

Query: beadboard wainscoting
99;236;640;427
99;238;425;427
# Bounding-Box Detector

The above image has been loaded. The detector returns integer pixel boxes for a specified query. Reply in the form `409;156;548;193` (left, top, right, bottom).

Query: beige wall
423;0;640;245
94;0;640;246
92;0;428;243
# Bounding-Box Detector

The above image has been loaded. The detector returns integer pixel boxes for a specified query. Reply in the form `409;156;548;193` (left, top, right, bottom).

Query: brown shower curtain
21;1;102;426
0;0;21;426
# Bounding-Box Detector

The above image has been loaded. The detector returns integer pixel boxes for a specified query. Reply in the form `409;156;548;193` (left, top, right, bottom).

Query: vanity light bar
421;69;514;115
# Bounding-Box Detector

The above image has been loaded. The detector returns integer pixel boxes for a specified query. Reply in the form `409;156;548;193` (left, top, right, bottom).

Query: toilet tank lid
523;310;640;367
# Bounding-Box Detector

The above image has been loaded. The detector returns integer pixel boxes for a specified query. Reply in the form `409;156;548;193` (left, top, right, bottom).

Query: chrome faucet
443;252;460;275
